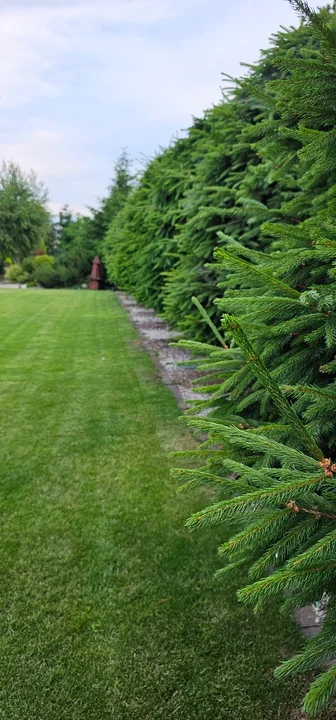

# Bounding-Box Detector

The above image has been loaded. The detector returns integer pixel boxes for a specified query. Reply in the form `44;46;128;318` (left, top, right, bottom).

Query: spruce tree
100;150;134;230
103;136;196;311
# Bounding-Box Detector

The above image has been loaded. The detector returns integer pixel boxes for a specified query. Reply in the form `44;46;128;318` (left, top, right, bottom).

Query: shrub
6;264;28;283
33;254;55;267
34;263;58;288
21;257;36;275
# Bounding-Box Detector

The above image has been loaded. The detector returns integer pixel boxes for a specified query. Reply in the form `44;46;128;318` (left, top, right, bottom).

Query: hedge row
103;8;331;340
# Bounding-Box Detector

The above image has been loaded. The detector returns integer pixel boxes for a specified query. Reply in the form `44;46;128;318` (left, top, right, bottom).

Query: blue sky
1;0;303;215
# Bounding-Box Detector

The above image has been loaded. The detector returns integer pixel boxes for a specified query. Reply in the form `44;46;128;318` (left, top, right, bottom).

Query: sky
0;0;304;216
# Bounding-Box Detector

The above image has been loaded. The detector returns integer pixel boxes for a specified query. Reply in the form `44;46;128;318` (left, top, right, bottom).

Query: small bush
19;255;55;283
34;264;59;288
33;254;55;267
6;264;29;283
22;257;36;275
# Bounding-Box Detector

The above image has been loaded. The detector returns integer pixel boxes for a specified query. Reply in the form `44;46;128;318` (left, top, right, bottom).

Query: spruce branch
287;0;336;52
248;518;319;579
275;638;336;677
238;562;336;609
214;248;300;298
218;511;292;558
288;527;336;569
191;296;227;348
186;474;326;529
221;314;323;461
183;419;321;470
302;664;336;715
171;468;250;494
285;499;336;521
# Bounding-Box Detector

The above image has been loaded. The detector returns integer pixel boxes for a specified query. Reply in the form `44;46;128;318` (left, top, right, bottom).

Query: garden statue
89;256;104;290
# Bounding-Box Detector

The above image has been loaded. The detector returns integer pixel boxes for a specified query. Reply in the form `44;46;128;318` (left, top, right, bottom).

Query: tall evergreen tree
103;137;196;309
101;150;134;229
98;150;134;263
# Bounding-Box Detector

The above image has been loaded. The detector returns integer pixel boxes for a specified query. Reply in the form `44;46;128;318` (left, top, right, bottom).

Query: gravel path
116;291;208;410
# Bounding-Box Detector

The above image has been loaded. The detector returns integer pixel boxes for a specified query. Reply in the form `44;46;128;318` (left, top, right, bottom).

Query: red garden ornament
89;256;104;290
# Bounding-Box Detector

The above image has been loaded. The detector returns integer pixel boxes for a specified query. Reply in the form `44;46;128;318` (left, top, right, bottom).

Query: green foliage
5;263;28;284
34;263;59;288
21;256;36;275
103;140;194;309
0;161;52;264
181;217;336;456
176;311;336;716
51;152;134;288
33;254;55;267
102;15;327;338
100;150;134;230
54;213;97;284
171;4;336;714
9;253;57;287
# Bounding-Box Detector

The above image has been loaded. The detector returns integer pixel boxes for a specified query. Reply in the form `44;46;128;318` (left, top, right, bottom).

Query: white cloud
0;126;112;213
0;129;84;178
0;0;188;109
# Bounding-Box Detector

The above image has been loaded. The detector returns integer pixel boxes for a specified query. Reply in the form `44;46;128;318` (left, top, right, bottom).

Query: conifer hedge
175;2;336;713
102;1;336;713
102;7;326;339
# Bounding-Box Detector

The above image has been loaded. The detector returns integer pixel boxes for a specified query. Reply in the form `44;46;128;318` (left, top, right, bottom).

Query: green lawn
0;289;326;719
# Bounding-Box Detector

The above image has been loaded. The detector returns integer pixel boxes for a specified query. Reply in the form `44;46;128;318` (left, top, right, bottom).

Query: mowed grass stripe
0;289;319;720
